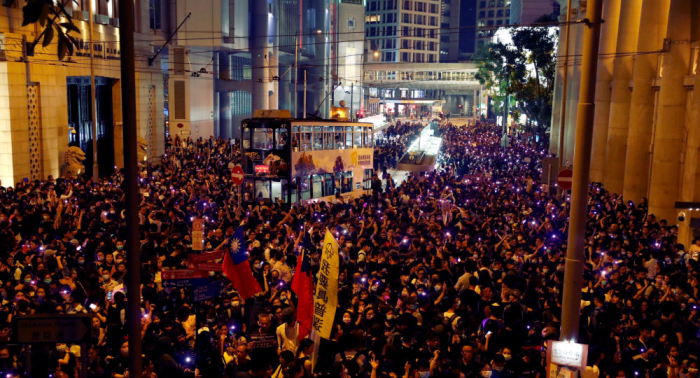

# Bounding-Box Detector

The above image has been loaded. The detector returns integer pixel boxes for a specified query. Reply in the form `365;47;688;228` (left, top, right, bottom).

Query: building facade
0;0;166;187
475;0;511;49
365;0;441;63
508;0;558;24
550;0;700;245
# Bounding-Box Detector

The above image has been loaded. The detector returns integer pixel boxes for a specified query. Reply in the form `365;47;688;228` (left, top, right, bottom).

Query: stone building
550;0;700;244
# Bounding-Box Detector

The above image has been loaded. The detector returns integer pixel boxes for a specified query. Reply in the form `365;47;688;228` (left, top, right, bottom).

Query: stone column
549;11;569;155
589;0;621;183
602;0;643;194
648;0;692;222
623;0;671;203
562;6;583;166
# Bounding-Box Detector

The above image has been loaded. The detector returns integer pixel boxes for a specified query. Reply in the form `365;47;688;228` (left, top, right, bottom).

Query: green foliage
22;0;81;61
475;25;557;142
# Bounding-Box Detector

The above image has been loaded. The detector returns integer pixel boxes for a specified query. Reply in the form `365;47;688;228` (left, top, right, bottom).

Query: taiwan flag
222;226;262;300
292;245;313;341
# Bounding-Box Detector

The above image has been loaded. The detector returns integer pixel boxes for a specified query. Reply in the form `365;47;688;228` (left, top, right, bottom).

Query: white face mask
503;354;512;361
481;371;492;378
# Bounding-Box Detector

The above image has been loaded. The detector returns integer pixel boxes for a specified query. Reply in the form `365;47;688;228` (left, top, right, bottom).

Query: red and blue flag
222;226;262;300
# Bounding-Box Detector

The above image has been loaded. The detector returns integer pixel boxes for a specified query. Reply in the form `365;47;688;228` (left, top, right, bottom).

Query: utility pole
88;0;98;180
118;0;142;376
560;0;604;342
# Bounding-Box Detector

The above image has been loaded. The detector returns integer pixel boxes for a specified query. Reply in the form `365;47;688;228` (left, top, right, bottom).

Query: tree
21;0;83;60
475;21;557;144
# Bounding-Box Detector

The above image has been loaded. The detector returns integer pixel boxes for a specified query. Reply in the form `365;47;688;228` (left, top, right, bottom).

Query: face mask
24;278;32;284
493;366;504;372
78;260;85;265
343;318;352;324
44;278;51;284
503;354;512;361
117;245;124;250
418;371;431;378
601;280;607;286
386;315;394;320
366;314;374;320
102;275;111;281
232;301;240;307
56;346;67;352
434;285;442;292
481;372;492;378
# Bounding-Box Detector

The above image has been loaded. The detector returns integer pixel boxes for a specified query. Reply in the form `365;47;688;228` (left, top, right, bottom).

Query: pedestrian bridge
363;62;481;91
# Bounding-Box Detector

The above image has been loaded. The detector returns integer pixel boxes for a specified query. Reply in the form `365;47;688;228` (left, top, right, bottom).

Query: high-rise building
475;0;511;50
509;0;559;24
365;0;441;63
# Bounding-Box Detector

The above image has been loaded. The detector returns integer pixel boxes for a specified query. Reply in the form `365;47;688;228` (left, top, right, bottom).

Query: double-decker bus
240;110;375;205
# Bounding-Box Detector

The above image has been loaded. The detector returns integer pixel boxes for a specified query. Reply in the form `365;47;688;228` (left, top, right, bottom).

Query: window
402;39;410;49
428;54;435;63
292;126;300;151
253;128;273;150
403;0;412;9
347;18;356;30
479;11;485;18
312;175;323;198
322;126;333;149
480;1;486;7
487;20;494;26
497;0;504;6
488;0;495;6
488;10;494;17
242;128;251;149
149;0;161;30
311;126;323;150
323;173;335;196
341;172;353;193
430;3;437;13
402;26;410;36
496;19;502;25
345;126;353;147
275;128;288;149
355;126;363;147
402;52;410;61
298;177;311;200
505;8;510;16
403;13;411;23
497;9;503;17
335;126;345;149
301;126;312;151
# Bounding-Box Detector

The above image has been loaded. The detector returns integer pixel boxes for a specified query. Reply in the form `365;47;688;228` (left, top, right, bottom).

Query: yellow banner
312;230;339;340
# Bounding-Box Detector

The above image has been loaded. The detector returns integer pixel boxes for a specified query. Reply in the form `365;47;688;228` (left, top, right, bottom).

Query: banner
192;218;204;251
311;230;339;371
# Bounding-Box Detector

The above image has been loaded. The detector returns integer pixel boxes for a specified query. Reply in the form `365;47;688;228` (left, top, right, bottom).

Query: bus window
292;126;300;152
276;128;288;149
242;128;251;149
253;128;273;150
301;126;312;151
323;173;334;196
335;126;345;149
312;175;323;198
313;126;323;150
271;180;284;203
291;180;297;202
363;127;371;147
243;181;254;201
355;126;362;147
345;126;353;148
324;126;334;150
298;177;311;200
255;180;271;202
341;171;353;193
363;169;373;190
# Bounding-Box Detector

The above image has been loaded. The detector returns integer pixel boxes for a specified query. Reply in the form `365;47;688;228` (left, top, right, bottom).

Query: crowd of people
0;119;698;378
373;121;425;171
